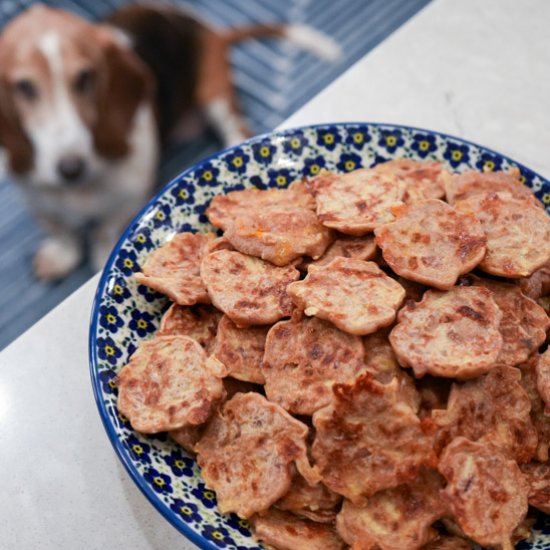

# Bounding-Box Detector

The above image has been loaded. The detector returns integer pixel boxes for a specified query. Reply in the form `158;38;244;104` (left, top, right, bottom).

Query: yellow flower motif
153;476;165;488
276;175;287;186
203;170;213;181
345;160;356;171
108;379;117;390
180;506;192;516
232;157;243;168
204;490;216;500
386;135;397;147
106;313;117;324
178;189;189;200
483;160;495;171
290;138;301;149
113;284;124;295
174;459;186;469
105;345;116;356
132;444;144;455
118;412;129;424
212;531;224;541
451;150;463;162
520;174;526;184
323;134;335;145
260;146;270;157
136;235;146;244
238;519;250;529
137;319;148;330
123;258;134;270
310;164;320;175
419;140;430;151
155;211;165;221
543;193;550;205
353;132;363;144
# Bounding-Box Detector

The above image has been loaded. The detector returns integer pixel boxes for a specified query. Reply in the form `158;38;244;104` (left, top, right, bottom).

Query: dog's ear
0;76;33;174
93;37;155;159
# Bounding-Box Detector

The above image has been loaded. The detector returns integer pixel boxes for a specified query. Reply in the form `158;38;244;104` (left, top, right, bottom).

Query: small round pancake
374;199;486;289
252;509;346;550
312;373;437;501
117;335;227;433
195;392;318;518
373;159;447;203
158;304;222;352
276;474;342;524
536;349;550;414
262;317;366;415
309;169;406;235
454;191;550;277
438;437;529;550
519;356;550;462
363;330;420;412
301;234;377;271
336;469;445;550
444;168;537;204
520;462;550;514
288;258;405;335
135;232;214;305
432;366;537;463
200;250;299;326
206;182;315;231
224;206;332;266
469;277;550;367
168;377;261;455
210;315;267;384
389;286;503;379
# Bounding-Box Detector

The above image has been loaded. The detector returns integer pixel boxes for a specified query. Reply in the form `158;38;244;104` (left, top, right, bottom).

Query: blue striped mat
0;0;430;349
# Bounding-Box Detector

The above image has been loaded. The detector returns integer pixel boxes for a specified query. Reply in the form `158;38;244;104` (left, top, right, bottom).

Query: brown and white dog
0;4;339;280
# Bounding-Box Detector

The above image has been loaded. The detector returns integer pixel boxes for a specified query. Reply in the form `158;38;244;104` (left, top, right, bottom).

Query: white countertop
1;0;550;548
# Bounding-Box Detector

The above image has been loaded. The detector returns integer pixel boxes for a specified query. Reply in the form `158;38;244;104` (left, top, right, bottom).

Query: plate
89;123;550;549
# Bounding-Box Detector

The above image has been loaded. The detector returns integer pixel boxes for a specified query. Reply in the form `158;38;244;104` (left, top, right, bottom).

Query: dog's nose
57;155;86;183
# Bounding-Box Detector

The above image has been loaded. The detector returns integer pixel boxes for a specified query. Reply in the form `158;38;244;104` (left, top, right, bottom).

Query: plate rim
88;121;550;547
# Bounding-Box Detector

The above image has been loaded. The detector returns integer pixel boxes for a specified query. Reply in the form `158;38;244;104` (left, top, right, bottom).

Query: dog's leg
33;233;83;281
203;96;251;147
195;30;251;147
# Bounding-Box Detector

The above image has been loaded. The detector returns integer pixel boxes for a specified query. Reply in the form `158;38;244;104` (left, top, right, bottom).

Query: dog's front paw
33;237;83;281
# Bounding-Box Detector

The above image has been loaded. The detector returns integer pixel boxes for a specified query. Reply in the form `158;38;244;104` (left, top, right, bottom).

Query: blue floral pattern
90;123;550;550
379;128;404;153
128;309;156;337
196;163;220;187
443;142;470;168
475;151;503;172
131;227;154;251
99;305;123;333
251;139;276;164
224;148;249;174
171;182;196;205
411;133;437;158
345;126;371;150
316;128;341;151
337;152;363;172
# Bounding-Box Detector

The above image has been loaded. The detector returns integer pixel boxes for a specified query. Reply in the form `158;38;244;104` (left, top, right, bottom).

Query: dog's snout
57;155;86;183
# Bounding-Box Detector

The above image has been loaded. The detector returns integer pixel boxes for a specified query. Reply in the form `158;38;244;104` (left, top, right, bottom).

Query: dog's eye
13;79;38;101
74;69;95;94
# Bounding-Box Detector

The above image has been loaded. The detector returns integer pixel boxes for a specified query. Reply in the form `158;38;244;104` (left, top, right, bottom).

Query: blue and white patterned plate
89;123;550;550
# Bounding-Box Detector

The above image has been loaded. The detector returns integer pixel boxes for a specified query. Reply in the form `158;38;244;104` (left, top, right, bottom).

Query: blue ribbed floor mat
0;0;430;349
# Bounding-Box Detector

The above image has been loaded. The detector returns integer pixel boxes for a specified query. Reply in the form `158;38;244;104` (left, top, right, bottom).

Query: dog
0;3;340;280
